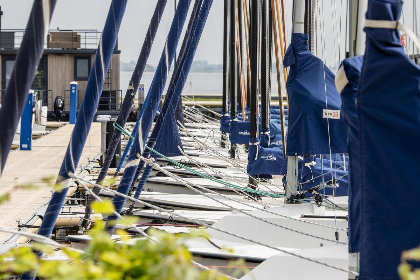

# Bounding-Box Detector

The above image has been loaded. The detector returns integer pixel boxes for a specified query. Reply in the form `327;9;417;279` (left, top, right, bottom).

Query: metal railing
1;29;102;50
0;89;52;109
63;89;123;111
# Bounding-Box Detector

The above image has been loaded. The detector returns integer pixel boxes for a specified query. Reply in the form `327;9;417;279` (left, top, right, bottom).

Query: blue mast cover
284;33;347;156
105;0;192;233
131;0;213;201
0;0;57;175
37;0;127;239
358;0;420;279
338;55;363;253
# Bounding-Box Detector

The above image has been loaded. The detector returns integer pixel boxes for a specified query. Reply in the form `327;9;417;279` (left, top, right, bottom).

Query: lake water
120;70;283;97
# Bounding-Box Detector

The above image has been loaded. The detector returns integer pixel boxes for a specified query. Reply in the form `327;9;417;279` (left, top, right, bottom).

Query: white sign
323;109;341;119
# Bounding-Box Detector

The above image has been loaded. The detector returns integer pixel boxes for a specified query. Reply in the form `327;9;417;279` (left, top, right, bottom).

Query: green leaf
0;193;10;205
91;200;115;215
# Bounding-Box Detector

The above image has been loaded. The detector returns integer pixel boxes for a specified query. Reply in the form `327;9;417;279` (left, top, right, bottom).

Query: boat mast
221;0;229;148
261;0;272;134
285;0;305;202
229;0;238;158
349;0;367;57
249;0;260;145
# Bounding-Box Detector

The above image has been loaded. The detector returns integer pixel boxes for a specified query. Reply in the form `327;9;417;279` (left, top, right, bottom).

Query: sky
0;0;224;65
1;1;419;67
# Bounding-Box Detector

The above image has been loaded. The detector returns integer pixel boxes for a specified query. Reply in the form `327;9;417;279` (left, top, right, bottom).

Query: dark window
74;57;90;81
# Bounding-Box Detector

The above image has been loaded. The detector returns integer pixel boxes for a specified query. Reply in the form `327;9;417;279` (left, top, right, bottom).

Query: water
120;70;283;98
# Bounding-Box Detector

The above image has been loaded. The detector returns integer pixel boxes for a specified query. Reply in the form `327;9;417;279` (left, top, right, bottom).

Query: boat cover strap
365;19;420;50
335;66;348;94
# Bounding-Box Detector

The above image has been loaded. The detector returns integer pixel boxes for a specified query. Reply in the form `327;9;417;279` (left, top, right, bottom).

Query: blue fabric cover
358;1;420;279
229;120;250;144
38;0;127;239
339;56;363;253
0;0;57;174
247;138;287;176
284;33;347;156
300;155;348;196
220;110;230;133
260;133;284;148
154;102;184;157
94;0;167;185
131;0;213;202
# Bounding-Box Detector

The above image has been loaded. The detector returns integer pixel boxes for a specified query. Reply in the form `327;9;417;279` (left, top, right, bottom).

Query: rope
164;149;347;231
75;177;237;280
145;145;284;198
69;173;358;277
141;156;347;244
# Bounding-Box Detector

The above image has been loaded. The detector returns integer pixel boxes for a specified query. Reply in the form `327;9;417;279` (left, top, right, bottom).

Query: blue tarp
339;55;363;253
300;155;348;197
247;138;287;176
284;33;347;156
229;120;250;144
358;1;420;279
220;110;230;133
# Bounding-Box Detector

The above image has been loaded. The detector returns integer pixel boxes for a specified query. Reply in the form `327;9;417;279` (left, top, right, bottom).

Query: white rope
69;173;358;276
75;175;238;280
365;19;420;51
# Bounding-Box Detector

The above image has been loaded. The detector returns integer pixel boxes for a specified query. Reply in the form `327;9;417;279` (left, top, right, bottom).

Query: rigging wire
69;173;358;277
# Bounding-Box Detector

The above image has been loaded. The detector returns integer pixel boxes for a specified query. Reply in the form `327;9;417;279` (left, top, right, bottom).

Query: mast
229;0;238;158
0;0;56;176
285;0;305;202
261;0;272;133
349;0;367;57
35;0;128;241
81;0;168;229
221;0;229;147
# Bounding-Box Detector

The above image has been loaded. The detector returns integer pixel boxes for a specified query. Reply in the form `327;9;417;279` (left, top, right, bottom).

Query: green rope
145;145;285;198
113;122;134;140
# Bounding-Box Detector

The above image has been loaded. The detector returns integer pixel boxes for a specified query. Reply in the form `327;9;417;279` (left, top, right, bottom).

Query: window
74;57;90;81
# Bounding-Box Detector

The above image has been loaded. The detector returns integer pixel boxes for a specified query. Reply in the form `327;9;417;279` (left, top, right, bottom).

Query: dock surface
0;123;101;241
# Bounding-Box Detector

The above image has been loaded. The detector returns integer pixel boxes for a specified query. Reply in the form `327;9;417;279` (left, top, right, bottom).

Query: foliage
399;246;420;280
0;201;242;280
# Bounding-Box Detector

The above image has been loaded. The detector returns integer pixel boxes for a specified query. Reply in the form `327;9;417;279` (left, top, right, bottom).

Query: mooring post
69;81;78;124
20;90;34;150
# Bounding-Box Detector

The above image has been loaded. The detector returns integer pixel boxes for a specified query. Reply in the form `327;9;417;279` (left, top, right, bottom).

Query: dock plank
0;123;101;241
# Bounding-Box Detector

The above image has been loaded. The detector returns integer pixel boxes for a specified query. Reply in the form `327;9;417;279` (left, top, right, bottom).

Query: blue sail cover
338;55;363;253
229;120;250;144
105;0;192;233
37;0;128;240
131;0;213;201
247;138;287;176
358;1;420;279
94;0;167;185
220;110;230;133
300;155;348;196
284;33;347;156
0;0;57;175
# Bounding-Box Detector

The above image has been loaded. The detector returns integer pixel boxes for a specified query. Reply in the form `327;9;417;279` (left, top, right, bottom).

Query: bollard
20;90;34;150
69;81;78;124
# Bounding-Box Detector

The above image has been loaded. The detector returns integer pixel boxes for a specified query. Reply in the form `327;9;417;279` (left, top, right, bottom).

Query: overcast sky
1;1;419;66
1;0;224;65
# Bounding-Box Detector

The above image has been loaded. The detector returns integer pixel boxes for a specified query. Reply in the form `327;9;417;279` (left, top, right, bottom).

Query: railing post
69;81;78;124
20;90;34;150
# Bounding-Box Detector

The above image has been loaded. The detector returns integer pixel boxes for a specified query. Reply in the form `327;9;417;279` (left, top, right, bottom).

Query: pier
0;123;101;242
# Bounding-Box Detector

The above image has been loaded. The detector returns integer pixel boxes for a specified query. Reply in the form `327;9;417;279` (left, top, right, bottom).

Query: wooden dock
0;123;101;242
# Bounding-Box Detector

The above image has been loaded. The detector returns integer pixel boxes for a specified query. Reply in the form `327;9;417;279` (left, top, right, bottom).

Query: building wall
47;52;120;111
111;53;120;91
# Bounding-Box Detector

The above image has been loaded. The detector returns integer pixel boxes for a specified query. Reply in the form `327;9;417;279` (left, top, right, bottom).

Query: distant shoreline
120;60;223;73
